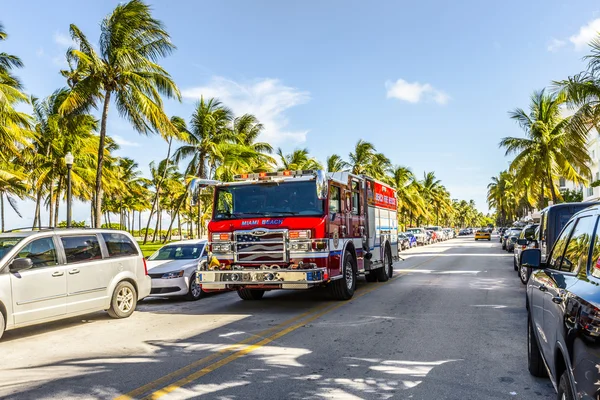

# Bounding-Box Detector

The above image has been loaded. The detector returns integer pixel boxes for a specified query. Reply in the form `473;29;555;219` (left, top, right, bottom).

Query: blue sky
2;0;600;228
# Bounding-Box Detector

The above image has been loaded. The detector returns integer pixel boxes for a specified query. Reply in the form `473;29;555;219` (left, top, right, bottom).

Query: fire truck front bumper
198;268;328;290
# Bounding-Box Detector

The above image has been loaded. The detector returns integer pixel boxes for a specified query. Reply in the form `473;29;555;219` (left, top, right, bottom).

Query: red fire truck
197;170;399;300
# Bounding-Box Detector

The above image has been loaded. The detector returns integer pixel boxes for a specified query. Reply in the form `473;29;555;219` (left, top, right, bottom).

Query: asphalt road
0;236;555;400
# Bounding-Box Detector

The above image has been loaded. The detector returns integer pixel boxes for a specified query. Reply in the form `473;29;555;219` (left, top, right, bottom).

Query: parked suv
521;204;600;399
0;229;151;340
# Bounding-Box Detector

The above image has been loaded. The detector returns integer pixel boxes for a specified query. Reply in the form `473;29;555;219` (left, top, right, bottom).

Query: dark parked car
522;204;600;400
504;228;522;252
537;202;600;263
458;229;469;236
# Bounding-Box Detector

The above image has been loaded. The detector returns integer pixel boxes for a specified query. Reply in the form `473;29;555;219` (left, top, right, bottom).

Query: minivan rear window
102;233;138;258
61;235;102;263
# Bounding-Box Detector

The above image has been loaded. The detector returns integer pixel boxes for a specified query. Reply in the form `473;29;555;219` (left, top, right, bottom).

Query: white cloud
53;32;75;48
112;135;141;147
547;38;566;52
182;77;310;144
569;18;600;51
385;79;450;105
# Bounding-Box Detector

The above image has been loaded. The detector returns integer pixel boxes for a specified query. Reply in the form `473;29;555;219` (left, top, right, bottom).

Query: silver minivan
0;229;151;339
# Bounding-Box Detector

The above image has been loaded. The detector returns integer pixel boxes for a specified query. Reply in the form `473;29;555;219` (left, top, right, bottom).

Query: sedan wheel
185;272;204;301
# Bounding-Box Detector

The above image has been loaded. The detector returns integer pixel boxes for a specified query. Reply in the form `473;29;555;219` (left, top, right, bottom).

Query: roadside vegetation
0;1;489;238
489;35;600;225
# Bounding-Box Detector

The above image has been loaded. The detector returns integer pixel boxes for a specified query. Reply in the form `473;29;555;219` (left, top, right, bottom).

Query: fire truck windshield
214;180;324;220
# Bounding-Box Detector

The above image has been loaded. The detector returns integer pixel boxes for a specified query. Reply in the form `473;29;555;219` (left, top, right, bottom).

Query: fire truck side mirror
315;170;328;200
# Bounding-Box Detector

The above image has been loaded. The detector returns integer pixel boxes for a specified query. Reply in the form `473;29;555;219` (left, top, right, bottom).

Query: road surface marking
117;255;440;400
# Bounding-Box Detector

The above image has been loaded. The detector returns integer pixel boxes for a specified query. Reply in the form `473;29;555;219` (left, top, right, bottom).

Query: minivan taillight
143;258;148;275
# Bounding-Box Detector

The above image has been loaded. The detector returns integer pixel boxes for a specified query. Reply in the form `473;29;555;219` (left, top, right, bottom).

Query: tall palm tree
28;89;99;227
232;114;272;154
387;166;426;229
326;154;349;172
59;0;180;227
500;89;591;204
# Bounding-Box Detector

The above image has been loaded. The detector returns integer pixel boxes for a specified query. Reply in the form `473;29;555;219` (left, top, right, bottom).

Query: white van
0;229;151;339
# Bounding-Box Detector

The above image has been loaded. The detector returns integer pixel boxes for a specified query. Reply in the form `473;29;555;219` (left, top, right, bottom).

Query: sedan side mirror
520;249;542;269
516;238;528;246
10;258;33;272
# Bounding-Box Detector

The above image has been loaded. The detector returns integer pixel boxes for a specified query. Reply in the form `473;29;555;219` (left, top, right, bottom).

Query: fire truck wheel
237;288;265;300
376;247;392;282
329;251;356;300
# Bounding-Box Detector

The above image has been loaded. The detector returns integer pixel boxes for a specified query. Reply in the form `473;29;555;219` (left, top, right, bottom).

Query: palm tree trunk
138;211;141;238
0;193;4;232
48;182;54;227
143;137;173;244
197;201;201;238
163;193;187;243
54;177;62;228
107;212;112;228
178;212;182;240
33;189;42;229
95;91;112;229
152;204;160;242
546;166;558;204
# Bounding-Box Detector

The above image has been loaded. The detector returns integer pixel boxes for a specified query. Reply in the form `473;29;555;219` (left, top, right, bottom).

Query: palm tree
276;148;323;171
0;162;27;231
500;89;591;204
174;97;233;179
387;166;425;229
232;114;272;154
0;23;31;156
59;0;180;228
28;89;99;227
326;154;349;172
555;35;600;132
348;140;390;179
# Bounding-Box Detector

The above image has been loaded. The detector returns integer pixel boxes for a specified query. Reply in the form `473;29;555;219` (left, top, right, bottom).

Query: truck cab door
328;184;343;276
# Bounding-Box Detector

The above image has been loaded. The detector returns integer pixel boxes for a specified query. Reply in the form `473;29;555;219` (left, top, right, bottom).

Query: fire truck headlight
290;241;311;251
211;243;232;253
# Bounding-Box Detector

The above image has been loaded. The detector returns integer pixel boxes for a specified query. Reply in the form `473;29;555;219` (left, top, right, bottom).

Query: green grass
138;242;164;257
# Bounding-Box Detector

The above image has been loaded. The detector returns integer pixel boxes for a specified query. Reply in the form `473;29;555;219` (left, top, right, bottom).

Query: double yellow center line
116;255;438;400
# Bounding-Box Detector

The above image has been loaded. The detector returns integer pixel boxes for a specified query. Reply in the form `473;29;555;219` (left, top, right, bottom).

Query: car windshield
214;181;324;220
0;237;24;261
148;244;205;261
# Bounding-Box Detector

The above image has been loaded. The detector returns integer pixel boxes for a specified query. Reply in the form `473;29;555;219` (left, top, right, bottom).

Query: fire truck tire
376;246;392;282
329;251;356;300
237;288;265;300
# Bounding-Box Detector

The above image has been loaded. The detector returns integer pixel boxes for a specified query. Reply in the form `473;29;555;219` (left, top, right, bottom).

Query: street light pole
65;152;74;228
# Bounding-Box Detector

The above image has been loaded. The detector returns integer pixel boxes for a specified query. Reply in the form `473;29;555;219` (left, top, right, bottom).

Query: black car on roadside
521;204;600;399
398;233;410;251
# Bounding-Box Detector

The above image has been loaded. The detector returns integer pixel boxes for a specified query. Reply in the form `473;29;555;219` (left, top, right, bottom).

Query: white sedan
146;239;207;301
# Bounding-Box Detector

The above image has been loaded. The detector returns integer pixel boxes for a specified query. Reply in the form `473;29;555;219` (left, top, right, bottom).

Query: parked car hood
147;259;200;273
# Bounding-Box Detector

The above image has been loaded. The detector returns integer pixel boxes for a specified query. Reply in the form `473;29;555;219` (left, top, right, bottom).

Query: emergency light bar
234;170;316;181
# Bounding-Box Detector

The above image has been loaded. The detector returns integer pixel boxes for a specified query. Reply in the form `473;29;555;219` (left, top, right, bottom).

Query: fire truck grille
235;231;287;264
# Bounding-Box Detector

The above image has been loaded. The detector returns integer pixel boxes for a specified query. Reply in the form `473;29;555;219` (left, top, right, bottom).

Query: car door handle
69;269;80;275
552;296;563;304
52;271;64;277
538;285;547;292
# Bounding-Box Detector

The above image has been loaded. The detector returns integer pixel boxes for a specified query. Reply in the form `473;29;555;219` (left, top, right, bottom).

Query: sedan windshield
148;244;205;261
0;237;24;261
214;181;324;220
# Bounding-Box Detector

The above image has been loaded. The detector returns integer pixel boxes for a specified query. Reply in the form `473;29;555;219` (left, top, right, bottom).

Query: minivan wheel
107;281;137;319
185;272;204;301
0;312;4;341
557;371;574;400
528;316;547;377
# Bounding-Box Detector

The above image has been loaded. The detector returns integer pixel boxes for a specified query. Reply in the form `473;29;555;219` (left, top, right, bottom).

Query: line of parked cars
403;226;456;247
504;201;600;400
